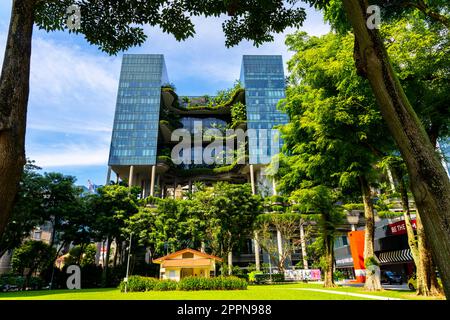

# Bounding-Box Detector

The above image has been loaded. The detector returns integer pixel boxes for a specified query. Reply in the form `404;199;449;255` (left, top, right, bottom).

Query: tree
191;182;262;273
126;197;206;258
0;160;45;258
378;155;443;296
64;243;97;267
380;15;450;146
255;210;302;273
0;0;305;239
39;172;84;249
11;240;54;289
89;184;139;280
319;0;450;296
290;186;344;288
281;30;391;290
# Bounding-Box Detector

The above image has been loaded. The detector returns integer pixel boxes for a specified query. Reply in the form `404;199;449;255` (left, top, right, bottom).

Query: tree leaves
34;0;307;54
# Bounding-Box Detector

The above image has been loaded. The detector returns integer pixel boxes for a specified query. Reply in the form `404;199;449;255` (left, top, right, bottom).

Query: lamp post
124;232;133;293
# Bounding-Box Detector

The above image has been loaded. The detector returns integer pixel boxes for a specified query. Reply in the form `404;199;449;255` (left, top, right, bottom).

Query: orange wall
348;230;366;282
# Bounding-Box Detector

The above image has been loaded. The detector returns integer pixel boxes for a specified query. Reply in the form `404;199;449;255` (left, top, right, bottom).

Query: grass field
0;282;443;300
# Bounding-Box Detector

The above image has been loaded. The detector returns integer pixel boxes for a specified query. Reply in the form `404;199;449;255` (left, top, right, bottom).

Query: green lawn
0;282;443;300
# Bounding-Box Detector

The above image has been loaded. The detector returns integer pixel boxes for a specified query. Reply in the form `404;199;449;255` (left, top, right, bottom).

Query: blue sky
0;2;329;187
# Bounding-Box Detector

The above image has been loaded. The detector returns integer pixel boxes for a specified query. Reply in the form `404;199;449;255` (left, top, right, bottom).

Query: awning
376;249;413;264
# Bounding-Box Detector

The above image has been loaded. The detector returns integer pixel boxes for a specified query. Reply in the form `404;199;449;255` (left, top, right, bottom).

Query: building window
182;252;194;259
33;231;42;240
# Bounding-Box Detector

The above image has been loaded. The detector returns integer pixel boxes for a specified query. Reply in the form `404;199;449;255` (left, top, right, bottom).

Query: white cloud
137;7;329;94
30;143;109;167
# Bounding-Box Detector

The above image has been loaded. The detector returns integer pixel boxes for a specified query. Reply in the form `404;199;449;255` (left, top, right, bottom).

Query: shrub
118;275;247;292
248;271;263;283
153;279;177;291
118;275;159;292
253;273;285;284
178;276;247;291
0;274;44;291
333;270;345;281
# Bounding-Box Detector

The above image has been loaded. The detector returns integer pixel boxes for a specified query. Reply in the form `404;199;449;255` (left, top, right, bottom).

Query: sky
0;2;329;187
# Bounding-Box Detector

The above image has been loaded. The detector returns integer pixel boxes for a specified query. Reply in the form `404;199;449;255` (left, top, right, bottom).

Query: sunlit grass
0;282;443;300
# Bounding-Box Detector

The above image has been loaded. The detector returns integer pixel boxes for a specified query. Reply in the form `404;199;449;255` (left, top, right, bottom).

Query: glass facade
180;117;227;133
240;55;288;164
108;54;168;166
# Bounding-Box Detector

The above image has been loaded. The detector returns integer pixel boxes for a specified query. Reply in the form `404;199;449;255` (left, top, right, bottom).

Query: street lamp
124;232;133;293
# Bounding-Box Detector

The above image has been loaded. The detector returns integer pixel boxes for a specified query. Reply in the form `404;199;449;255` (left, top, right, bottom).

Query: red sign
388;219;416;235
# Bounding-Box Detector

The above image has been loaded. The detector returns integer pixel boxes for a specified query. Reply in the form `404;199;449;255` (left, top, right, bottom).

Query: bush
333;270;345;281
248;271;263;283
0;274;44;291
154;279;178;291
253;273;285;284
118;276;159;292
178;276;247;291
118;275;247;292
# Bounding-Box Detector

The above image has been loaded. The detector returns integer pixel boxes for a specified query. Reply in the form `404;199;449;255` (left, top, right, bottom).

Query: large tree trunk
416;212;443;296
359;175;382;291
322;213;336;288
0;0;36;236
323;235;335;288
102;237;111;286
343;0;450;298
398;175;419;264
398;168;441;296
227;250;233;275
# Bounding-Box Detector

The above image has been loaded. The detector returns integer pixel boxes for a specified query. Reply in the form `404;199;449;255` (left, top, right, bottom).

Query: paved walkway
290;288;403;300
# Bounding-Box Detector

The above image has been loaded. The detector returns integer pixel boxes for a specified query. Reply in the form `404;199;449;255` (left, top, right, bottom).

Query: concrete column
156;174;161;196
228;251;233;275
254;231;261;271
249;166;261;271
299;222;308;269
386;167;396;191
150;165;156;197
129;165;135;188
106;166;111;185
173;180;177;199
277;228;283;265
272;177;277;196
161;183;166;198
249;164;256;195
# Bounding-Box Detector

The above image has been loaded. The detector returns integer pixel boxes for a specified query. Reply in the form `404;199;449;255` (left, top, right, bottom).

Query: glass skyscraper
240;55;288;164
107;54;288;195
108;54;168;166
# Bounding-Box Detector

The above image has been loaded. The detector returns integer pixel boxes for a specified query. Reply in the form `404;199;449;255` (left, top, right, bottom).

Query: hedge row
0;274;44;291
118;276;247;292
253;273;285;284
177;276;247;291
